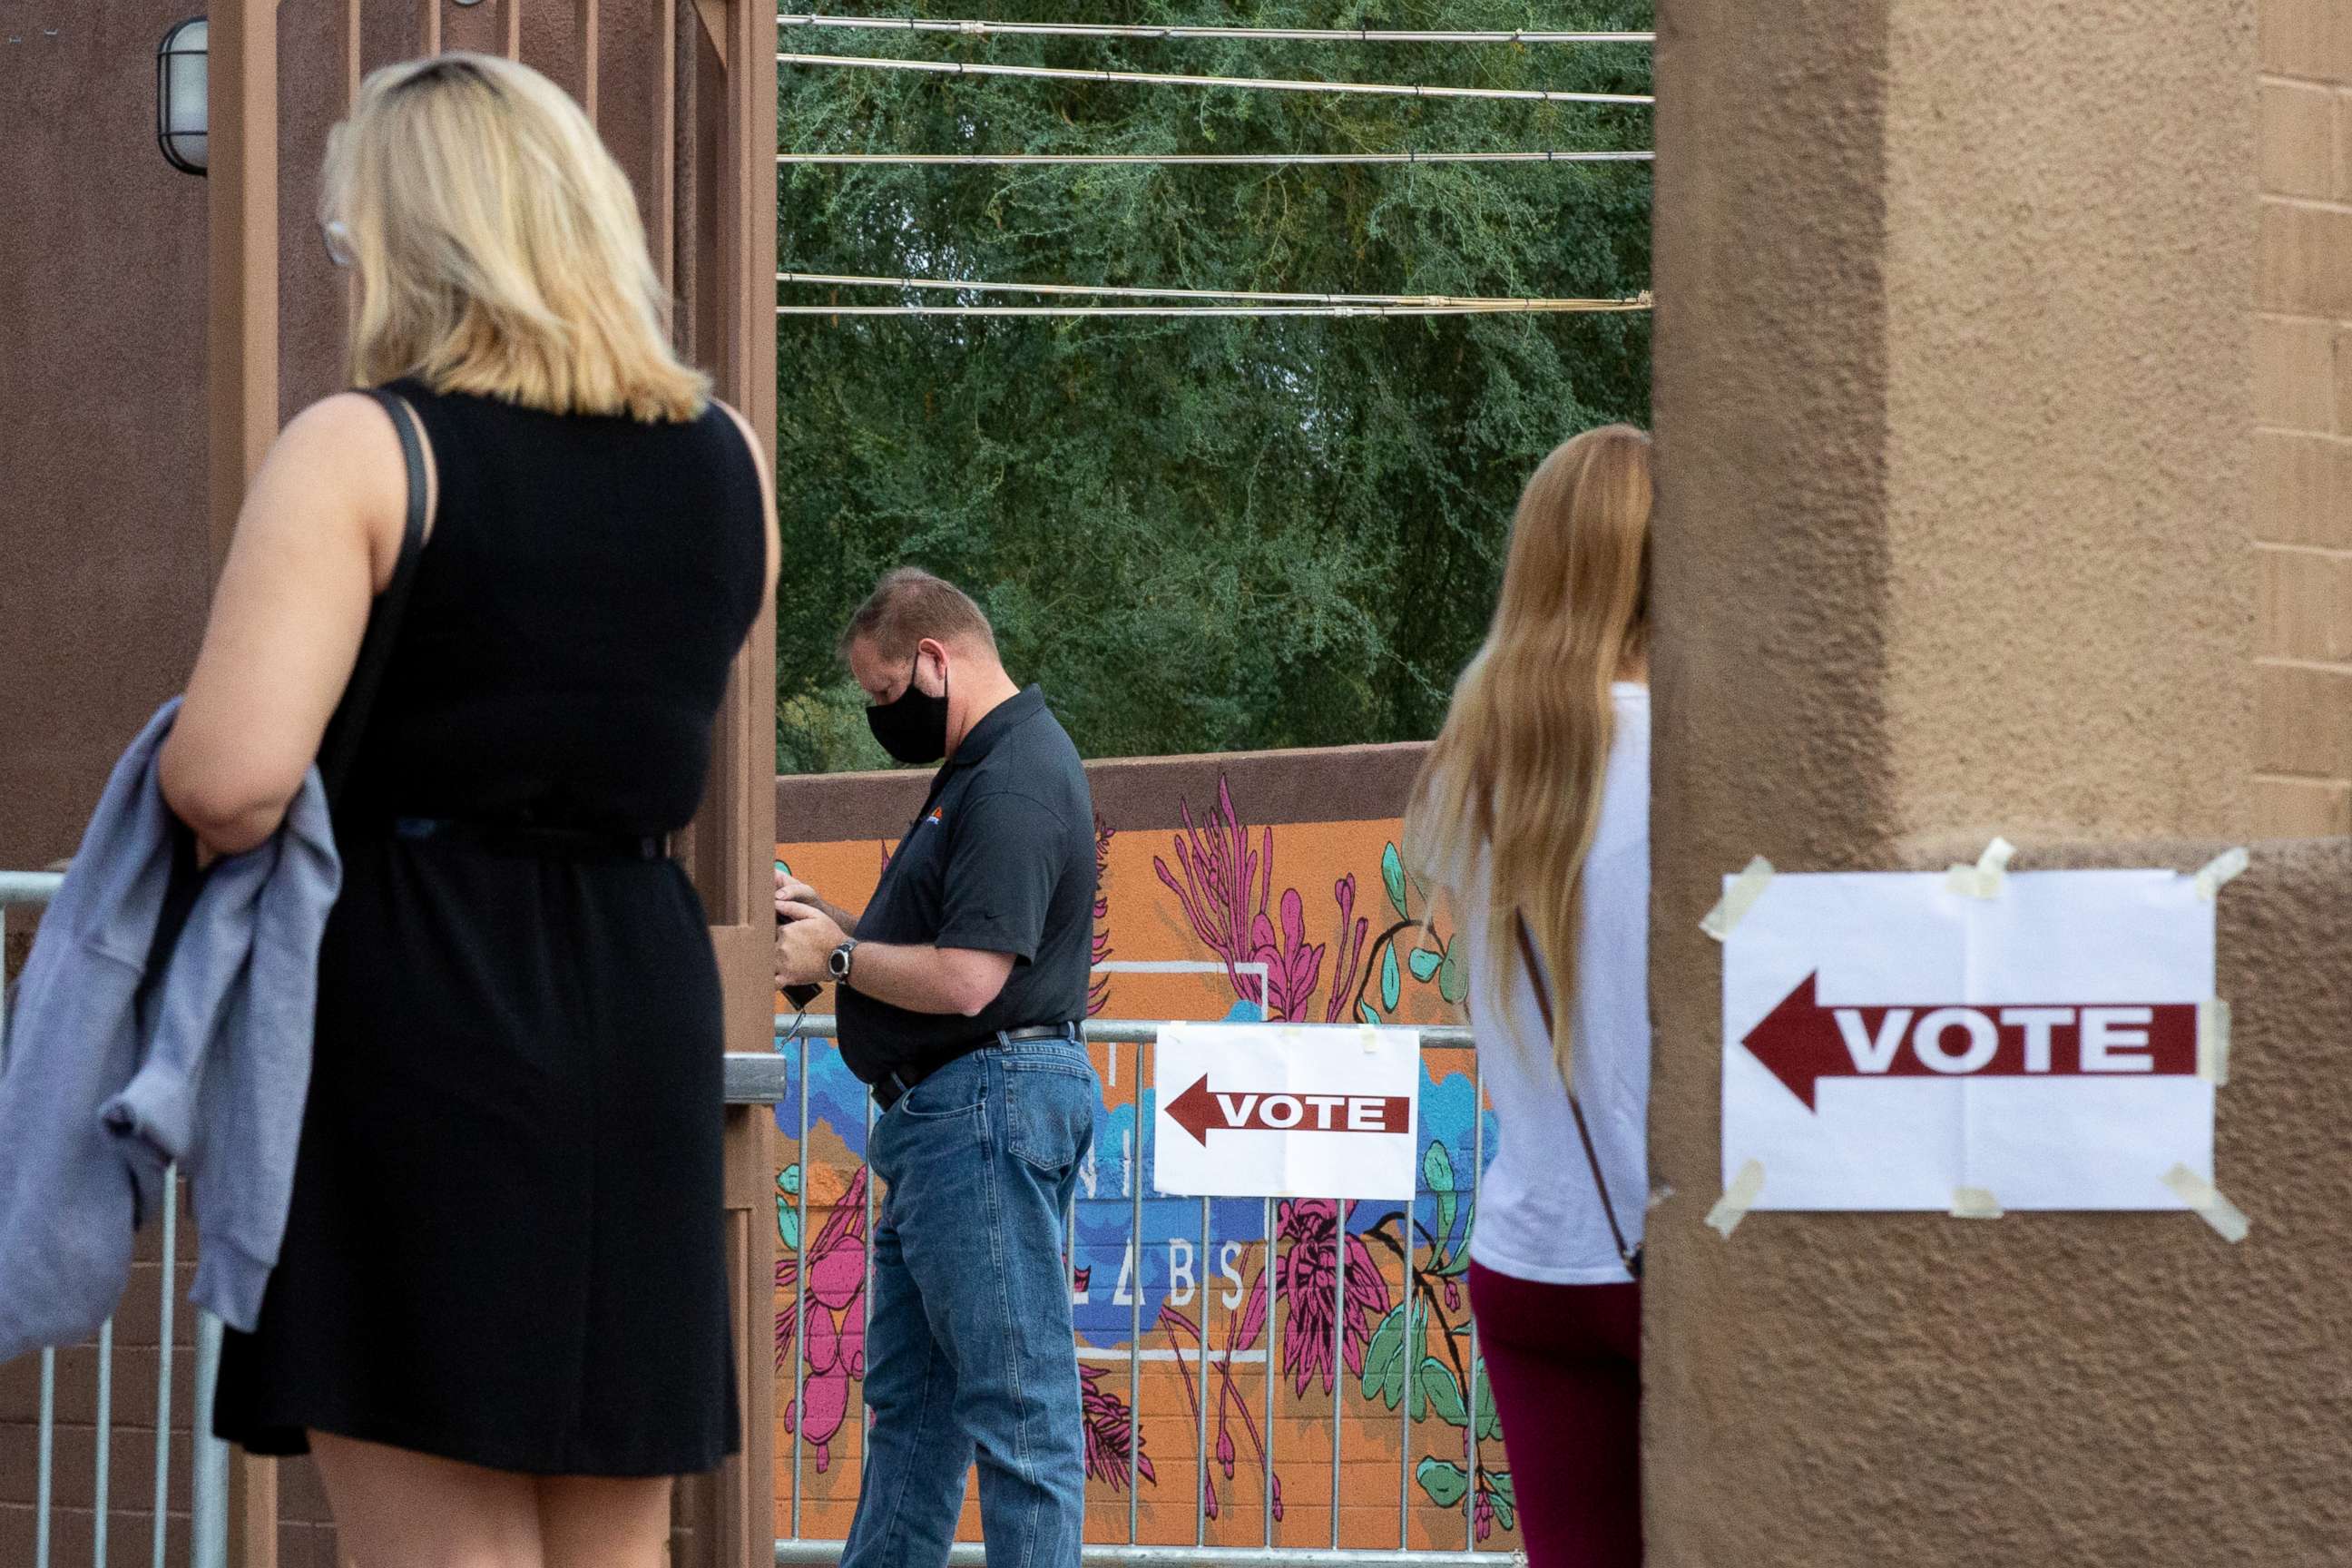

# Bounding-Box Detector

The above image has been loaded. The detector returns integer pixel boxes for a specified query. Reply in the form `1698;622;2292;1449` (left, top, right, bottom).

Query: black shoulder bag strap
317;388;429;806
142;390;428;1023
1514;912;1642;1280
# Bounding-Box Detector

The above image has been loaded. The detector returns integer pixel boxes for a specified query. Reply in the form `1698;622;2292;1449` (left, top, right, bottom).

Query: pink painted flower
778;1168;869;1474
1276;1200;1390;1396
1080;1366;1156;1491
1250;886;1325;1022
1475;1487;1496;1543
1321;874;1371;1024
1089;814;1114;1018
1153;778;1273;1010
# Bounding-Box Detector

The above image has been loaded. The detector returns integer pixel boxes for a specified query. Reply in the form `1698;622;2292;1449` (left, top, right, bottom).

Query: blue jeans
841;1036;1098;1568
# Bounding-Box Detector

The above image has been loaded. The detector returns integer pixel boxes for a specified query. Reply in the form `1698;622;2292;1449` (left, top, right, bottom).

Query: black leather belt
873;1022;1083;1113
387;817;671;860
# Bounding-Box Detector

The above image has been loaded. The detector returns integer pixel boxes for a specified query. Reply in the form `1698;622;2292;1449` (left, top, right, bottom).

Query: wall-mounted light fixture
157;17;207;175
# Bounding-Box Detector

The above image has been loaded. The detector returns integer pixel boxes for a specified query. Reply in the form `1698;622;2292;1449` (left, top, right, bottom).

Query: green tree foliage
774;3;1653;772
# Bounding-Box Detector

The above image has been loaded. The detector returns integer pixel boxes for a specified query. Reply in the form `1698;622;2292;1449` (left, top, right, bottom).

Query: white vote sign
1722;867;2218;1211
1153;1023;1420;1201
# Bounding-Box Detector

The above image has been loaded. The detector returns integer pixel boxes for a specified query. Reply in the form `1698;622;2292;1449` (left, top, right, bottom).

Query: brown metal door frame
206;5;777;1564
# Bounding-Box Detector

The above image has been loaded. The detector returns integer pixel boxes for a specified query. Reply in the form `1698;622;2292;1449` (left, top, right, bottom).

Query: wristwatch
828;938;859;985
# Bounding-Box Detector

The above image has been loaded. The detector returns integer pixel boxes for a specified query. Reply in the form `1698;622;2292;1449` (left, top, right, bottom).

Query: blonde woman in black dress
161;54;776;1568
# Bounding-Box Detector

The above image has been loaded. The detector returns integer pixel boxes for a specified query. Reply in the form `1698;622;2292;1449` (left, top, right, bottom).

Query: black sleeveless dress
212;382;766;1476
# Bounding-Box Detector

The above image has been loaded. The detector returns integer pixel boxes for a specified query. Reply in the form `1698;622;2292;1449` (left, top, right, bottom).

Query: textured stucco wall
0;3;215;868
1882;2;2258;844
1648;3;2346;1564
1646;839;2350;1568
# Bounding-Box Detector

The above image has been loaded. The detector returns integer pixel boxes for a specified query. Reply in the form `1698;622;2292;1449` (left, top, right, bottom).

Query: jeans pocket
1004;1056;1097;1176
896;1056;988;1122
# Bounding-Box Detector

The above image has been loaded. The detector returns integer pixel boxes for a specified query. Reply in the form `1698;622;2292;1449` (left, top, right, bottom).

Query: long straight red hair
1404;425;1652;1083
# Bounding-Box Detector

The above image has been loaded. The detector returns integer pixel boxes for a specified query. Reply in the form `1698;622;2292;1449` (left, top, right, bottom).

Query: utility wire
776;51;1653;106
776;300;1652;318
778;148;1653;166
779;270;1646;310
777;14;1654;45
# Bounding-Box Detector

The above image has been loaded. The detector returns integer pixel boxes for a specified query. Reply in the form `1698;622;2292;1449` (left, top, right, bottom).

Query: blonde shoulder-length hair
322;53;708;421
1404;424;1652;1085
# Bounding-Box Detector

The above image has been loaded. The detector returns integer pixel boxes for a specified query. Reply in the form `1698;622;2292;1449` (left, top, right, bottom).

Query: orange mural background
770;757;1519;1556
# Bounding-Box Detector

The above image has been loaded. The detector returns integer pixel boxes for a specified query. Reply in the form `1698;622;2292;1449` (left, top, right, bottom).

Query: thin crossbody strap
316;388;429;806
1515;912;1642;1279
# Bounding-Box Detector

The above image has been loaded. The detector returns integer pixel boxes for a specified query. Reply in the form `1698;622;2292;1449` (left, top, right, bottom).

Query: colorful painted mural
771;745;1517;1555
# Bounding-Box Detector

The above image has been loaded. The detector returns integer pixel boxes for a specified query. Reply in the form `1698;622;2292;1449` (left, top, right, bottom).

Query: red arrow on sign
1164;1075;1411;1148
1740;972;2199;1112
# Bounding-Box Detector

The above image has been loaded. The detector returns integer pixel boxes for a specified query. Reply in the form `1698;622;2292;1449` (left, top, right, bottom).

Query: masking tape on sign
2197;998;2231;1086
1700;858;1774;941
2162;1165;2250;1243
1705;1159;1765;1239
1950;1186;2004;1220
1945;836;2017;900
2193;847;2249;902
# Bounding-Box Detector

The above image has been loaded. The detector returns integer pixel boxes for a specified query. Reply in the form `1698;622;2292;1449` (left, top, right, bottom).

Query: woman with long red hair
1406;424;1652;1566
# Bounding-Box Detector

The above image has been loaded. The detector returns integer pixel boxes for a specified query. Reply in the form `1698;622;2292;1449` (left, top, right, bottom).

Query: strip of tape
1700;857;1775;941
2197;998;2231;1086
1950;1186;2004;1220
1945;835;2017;900
1705;1158;1765;1239
2193;847;2249;902
2161;1164;2250;1243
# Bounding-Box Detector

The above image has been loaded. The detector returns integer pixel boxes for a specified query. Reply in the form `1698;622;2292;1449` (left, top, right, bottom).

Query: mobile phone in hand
775;860;824;1011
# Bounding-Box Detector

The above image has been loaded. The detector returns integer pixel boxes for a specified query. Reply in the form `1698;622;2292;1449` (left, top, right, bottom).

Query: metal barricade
4;872;232;1568
730;1016;1516;1568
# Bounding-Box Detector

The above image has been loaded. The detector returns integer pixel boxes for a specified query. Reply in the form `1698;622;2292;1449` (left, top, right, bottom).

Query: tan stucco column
1644;3;2272;1564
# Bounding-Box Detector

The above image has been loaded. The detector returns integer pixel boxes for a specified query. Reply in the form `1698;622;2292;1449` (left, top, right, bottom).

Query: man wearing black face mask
774;566;1099;1568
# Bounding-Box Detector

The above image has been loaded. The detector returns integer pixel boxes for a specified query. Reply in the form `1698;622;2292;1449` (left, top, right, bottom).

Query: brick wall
2256;1;2352;834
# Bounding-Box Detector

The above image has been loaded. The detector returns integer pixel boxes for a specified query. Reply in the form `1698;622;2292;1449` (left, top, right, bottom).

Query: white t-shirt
1461;683;1650;1285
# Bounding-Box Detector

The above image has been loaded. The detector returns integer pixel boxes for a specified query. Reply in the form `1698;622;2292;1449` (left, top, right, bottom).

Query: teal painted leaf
1425;1142;1458;1259
1382;844;1408;919
1486;1475;1524;1542
1416;1458;1469;1510
1381;945;1402;1012
1358;1001;1380;1026
1438;941;1466;1004
1436;1250;1470;1279
777;1165;802;1250
1419;1357;1468;1427
1360;1305;1409;1408
1475;1359;1501;1441
1408;946;1443;983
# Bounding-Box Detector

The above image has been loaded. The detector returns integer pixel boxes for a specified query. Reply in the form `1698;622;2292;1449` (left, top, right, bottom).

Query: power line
778;148;1654;166
776;52;1654;106
779;270;1646;310
776;300;1652;318
777;14;1654;45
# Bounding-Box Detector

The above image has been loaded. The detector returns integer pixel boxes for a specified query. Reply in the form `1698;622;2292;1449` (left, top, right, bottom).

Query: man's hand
776;901;850;990
776;866;858;931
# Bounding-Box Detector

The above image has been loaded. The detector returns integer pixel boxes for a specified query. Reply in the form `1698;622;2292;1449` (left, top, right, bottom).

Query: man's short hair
838;567;998;663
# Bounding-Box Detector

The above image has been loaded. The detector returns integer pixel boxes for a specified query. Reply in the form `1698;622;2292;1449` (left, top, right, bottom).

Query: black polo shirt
836;687;1096;1083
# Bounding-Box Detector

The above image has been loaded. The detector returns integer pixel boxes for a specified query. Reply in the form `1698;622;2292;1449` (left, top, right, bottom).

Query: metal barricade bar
743;1014;1506;1568
7;874;231;1568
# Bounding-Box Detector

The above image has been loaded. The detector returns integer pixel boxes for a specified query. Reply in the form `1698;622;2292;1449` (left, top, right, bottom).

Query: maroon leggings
1467;1261;1642;1567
